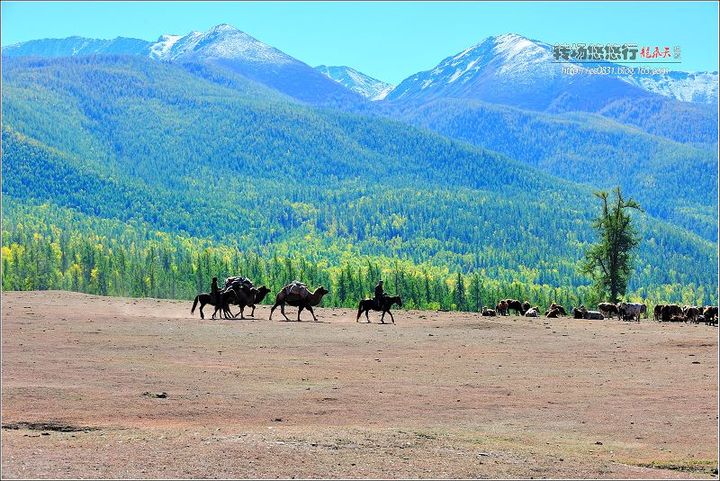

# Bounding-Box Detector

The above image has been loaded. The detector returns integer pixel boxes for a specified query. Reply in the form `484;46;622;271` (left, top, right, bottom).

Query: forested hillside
387;99;718;242
2;55;718;306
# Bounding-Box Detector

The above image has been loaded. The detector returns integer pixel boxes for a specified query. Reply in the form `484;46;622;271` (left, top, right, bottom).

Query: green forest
3;198;715;311
2;55;718;310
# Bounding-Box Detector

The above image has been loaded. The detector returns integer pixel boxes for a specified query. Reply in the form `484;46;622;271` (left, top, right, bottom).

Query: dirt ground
1;290;718;479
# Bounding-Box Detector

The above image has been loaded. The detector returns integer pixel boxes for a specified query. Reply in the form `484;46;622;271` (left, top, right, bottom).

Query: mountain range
2;24;717;304
4;26;718;105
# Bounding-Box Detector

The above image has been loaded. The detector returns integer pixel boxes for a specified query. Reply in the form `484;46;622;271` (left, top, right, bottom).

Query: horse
356;295;402;324
223;285;271;319
190;289;237;320
270;285;329;322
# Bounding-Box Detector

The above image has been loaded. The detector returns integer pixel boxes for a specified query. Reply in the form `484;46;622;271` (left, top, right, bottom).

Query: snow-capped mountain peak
315;65;393;100
147;24;294;64
387;33;558;102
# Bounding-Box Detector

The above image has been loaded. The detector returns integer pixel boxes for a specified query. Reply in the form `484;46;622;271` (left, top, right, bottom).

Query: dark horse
223;285;271;319
191;289;237;320
357;296;402;324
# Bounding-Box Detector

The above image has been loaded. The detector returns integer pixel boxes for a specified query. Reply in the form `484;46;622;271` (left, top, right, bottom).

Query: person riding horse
374;280;385;310
211;277;221;305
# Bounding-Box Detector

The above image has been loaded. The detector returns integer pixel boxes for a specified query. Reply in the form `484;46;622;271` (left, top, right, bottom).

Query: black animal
357;295;403;324
522;301;531;314
683;306;700;323
653;304;664;321
224;285;271;319
702;306;718;324
548;303;567;316
598;302;619;319
545;308;560;318
661;304;682;322
270;285;330;322
191;289;237;320
505;299;524;315
496;300;509;316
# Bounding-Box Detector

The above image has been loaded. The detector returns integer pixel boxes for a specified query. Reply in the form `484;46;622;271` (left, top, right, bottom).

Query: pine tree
580;187;642;303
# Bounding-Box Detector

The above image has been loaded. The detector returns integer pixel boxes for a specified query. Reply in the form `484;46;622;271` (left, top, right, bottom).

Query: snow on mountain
619;71;718;104
386;33;558;101
147;24;295;65
386;33;718;107
315;65;393;100
2;36;150;58
149;24;364;106
386;33;659;112
7;27;714;107
147;34;181;60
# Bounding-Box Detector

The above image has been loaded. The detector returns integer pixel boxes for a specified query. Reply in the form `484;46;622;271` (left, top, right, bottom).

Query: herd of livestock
191;275;719;326
483;299;718;325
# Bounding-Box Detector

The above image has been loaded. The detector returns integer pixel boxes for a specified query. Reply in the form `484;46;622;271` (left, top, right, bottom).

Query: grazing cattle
585;310;605;320
703;306;718;324
661;304;683;322
683;306;700;323
524;307;539;317
619;302;646;322
548;303;567;315
496;300;509;316
522;301;531;314
481;307;497;317
598;302;619;319
653;304;664;321
505;299;524;316
545;308;561;318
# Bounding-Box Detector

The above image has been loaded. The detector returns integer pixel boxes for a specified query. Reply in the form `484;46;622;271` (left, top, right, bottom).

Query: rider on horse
374;280;385;309
211;277;221;305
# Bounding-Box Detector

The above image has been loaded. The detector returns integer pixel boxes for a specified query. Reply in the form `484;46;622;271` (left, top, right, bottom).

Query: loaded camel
269;281;329;322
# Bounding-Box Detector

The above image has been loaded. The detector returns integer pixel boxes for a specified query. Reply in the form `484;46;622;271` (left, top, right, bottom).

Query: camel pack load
280;280;311;300
224;276;253;290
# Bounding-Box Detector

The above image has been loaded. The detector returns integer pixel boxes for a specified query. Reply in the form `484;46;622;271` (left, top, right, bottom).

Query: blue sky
2;1;718;84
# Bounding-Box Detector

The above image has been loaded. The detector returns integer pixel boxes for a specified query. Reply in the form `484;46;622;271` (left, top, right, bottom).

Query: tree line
3;201;715;311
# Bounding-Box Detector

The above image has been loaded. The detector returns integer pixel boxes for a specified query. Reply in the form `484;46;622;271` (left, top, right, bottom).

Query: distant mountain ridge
3;28;717;105
2;35;149;57
620;70;718;104
3;24;362;107
315;65;393;100
384;33;719;109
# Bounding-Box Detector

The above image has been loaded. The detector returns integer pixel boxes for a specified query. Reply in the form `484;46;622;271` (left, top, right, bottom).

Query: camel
269;285;329;322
